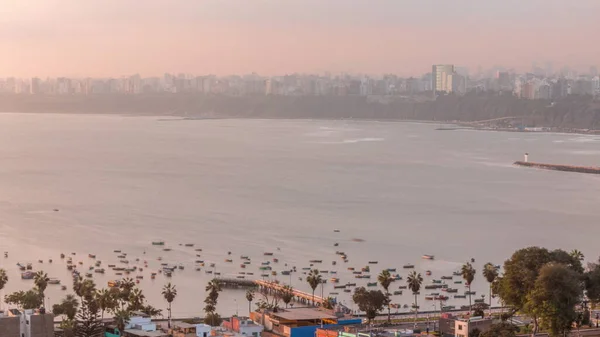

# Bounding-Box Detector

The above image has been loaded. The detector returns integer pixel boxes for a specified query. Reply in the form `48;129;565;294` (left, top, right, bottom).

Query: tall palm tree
570;249;584;261
0;269;8;310
34;271;49;307
461;262;476;313
96;288;115;319
162;283;177;329
482;263;498;317
306;269;322;306
378;270;393;322
246;289;255;314
407;271;423;326
205;279;222;294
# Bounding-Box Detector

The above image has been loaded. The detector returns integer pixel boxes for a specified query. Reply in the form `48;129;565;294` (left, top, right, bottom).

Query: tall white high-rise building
432;65;455;93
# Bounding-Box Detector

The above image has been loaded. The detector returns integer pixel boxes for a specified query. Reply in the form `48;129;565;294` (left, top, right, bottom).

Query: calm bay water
1;113;600;317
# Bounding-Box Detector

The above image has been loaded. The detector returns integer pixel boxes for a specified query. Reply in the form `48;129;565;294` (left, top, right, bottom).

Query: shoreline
2;110;599;136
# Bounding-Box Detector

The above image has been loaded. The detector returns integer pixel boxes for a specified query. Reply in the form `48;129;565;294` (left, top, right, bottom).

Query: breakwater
514;161;600;174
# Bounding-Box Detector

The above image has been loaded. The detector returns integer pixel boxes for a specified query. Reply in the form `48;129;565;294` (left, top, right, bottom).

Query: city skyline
1;0;599;77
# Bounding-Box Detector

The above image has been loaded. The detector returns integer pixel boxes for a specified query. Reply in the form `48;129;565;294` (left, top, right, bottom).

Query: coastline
2;110;599;136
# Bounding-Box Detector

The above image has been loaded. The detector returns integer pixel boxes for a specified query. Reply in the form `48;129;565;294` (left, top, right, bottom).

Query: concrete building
250;307;360;337
521;81;535;100
432;64;455;94
222;316;263;337
439;314;493;337
0;309;54;337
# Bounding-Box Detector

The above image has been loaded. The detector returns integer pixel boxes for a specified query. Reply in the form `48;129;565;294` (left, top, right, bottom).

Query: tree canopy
352;287;387;323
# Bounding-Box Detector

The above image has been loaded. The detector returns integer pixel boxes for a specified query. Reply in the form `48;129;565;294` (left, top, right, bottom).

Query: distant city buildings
0;64;598;101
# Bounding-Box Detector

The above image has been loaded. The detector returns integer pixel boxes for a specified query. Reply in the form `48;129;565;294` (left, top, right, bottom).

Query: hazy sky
0;0;598;77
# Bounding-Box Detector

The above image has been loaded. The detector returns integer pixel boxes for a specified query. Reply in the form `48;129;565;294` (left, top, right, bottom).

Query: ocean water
1;113;599;317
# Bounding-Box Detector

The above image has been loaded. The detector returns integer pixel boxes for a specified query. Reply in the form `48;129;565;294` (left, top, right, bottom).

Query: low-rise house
439;314;493;337
170;322;212;337
0;309;54;337
222;316;264;337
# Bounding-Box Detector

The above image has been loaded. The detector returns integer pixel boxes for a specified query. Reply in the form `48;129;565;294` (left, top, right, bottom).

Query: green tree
306;269;322;306
0;269;7;310
524;263;581;337
280;285;294;309
73;276;96;301
5;289;43;309
352;287;387;324
162;283;177;329
245;289;255;314
482;263;498;317
204;279;222;326
127;288;146;311
461;262;476;312
34;271;49;307
495;246;583;320
76;296;104;337
95;288;116;320
378;270;393;323
113;309;130;332
117;278;136;305
52;294;79;320
480;322;517;337
407;271;423;326
141;305;162;318
584;259;600;305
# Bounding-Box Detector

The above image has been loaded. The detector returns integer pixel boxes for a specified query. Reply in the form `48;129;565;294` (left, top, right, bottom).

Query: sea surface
1;113;600;318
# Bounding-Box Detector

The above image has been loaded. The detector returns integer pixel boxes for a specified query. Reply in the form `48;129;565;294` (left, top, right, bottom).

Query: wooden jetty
255;279;326;305
514;161;600;175
217;278;257;288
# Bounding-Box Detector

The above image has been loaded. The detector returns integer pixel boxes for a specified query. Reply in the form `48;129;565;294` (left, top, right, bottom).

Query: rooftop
173;321;197;329
124;329;169;337
271;308;338;321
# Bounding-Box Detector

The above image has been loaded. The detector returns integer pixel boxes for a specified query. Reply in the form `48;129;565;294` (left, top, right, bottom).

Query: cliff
1;92;599;129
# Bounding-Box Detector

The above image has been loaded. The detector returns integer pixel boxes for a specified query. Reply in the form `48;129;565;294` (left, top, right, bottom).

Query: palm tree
482;263;498;317
113;308;131;332
162;283;177;329
73;276;96;300
205;279;222;294
246;289;255;314
0;269;8;310
306;269;322;306
571;249;584;261
462;262;476;313
128;288;146;311
52;294;79;321
378;270;393;322
96;288;115;319
34;271;49;307
407;271;423;326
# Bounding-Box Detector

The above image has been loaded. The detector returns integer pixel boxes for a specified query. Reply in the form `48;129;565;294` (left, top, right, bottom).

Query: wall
290;324;337;337
0;316;20;337
29;313;55;337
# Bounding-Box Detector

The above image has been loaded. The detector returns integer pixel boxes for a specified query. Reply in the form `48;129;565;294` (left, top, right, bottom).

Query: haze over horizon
1;0;599;77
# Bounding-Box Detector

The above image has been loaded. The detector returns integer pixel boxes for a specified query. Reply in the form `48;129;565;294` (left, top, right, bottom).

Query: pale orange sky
0;0;598;77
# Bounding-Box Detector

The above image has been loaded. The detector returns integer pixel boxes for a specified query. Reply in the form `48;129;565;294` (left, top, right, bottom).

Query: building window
458;325;463;330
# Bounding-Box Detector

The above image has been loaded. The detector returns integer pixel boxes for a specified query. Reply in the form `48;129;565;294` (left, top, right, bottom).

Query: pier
216;277;257;288
514;161;600;174
255;280;327;306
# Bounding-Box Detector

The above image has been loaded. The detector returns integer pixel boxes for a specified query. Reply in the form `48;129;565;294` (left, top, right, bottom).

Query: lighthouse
524;153;529;162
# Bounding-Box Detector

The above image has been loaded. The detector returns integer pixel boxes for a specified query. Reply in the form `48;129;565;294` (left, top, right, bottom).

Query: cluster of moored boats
7;234;492;312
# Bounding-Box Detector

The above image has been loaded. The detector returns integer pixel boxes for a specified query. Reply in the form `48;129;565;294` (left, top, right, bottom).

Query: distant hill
1;92;599;130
